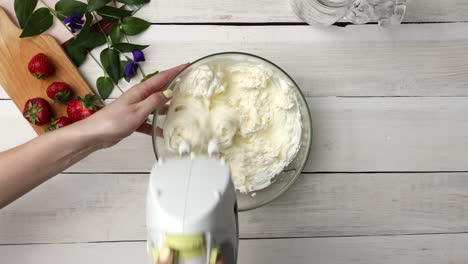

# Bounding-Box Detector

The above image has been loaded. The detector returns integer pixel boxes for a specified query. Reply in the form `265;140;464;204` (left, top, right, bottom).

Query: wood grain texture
0;8;96;135
2;24;468;99
56;24;468;99
135;0;468;23
2;172;468;243
1;96;468;173
1;233;468;264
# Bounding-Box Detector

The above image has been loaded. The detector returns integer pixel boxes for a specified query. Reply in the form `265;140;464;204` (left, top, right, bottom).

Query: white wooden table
2;1;468;263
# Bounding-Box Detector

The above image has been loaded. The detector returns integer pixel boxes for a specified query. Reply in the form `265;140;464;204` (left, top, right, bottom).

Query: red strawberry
28;53;54;79
23;97;53;126
47;82;72;104
67;93;103;122
46;116;74;131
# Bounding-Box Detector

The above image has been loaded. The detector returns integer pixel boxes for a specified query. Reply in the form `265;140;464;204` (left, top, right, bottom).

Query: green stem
87;12;124;94
89;52;124;94
90;12;112;47
38;0;57;15
114;82;124;94
55;0;124;95
89;53;104;70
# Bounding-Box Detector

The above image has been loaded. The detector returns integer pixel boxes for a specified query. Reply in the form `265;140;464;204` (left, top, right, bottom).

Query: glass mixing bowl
152;52;312;211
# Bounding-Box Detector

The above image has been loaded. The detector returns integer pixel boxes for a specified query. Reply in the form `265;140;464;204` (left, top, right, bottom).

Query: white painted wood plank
1;234;468;264
136;0;468;23
0;1;74;44
3;24;467;99
2;172;468;243
2;96;468;173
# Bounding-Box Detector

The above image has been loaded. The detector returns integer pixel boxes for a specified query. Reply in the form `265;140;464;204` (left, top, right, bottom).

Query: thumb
156;247;175;264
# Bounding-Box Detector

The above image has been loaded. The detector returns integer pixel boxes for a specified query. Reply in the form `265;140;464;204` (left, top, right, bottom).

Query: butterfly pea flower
64;11;84;34
124;50;146;78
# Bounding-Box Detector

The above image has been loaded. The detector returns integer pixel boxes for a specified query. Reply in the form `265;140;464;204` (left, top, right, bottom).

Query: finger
123;64;188;104
159;104;170;115
136;123;152;135
157;247;175;264
217;254;226;264
136;123;163;137
137;91;172;118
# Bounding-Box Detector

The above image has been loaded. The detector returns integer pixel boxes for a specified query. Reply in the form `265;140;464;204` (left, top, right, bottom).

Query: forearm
0;64;184;209
0;121;102;208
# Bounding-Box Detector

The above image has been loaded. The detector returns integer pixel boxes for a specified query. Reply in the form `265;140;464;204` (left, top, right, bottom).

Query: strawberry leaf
54;91;72;104
80;94;104;111
46;119;58;131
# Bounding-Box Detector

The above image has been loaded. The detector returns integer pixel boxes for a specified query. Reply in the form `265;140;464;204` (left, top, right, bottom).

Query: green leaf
14;0;38;29
101;48;121;83
87;0;111;12
116;0;150;5
66;17;107;66
19;8;53;38
79;93;104;110
96;76;114;99
122;16;150;36
109;24;122;45
83;12;93;28
55;0;87;20
66;44;87;66
113;43;148;53
140;71;159;82
124;4;145;12
120;60;132;82
96;6;132;19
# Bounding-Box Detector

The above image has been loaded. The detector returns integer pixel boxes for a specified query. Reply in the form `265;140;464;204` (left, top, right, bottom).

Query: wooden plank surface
135;0;468;23
2;172;468;243
0;1;466;263
1;0;468;24
0;8;97;135
2;23;467;99
0;1;73;44
2;96;468;173
1;233;468;264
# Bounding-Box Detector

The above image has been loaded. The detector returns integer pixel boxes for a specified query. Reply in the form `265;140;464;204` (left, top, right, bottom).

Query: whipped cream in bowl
152;52;312;211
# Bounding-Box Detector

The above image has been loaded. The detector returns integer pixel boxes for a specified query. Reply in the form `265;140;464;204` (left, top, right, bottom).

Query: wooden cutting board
0;7;96;135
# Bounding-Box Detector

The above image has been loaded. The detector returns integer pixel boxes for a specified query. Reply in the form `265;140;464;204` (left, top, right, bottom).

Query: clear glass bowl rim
151;51;313;211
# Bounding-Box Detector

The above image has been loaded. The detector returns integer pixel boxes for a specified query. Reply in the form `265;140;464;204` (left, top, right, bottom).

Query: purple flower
64;11;84;33
124;50;145;78
124;61;138;78
132;50;145;62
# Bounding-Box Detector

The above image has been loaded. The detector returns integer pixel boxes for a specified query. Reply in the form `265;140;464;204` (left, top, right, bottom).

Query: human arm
0;64;187;208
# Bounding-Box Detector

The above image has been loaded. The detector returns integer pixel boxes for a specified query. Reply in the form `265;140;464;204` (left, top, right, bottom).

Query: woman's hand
0;64;188;208
79;64;187;149
155;247;226;264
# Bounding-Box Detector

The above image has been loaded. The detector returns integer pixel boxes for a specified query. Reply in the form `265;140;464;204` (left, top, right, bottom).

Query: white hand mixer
146;140;239;264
